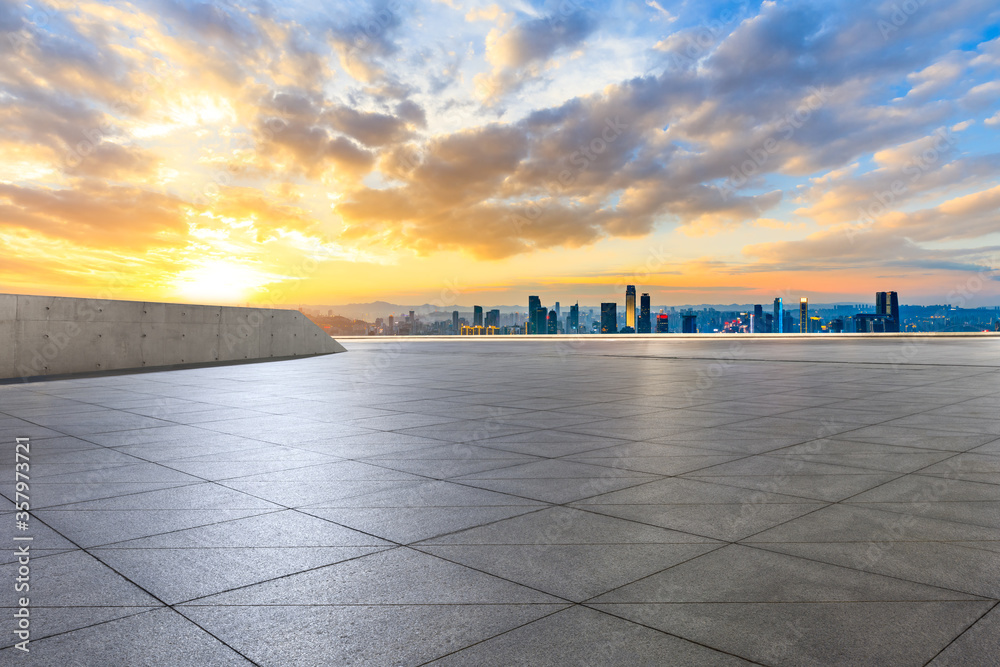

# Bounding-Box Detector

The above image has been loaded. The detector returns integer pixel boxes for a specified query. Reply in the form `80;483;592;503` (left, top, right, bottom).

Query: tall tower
568;303;579;333
451;310;459;335
532;304;547;335
528;296;541;334
601;303;617;334
473;305;483;327
889;292;899;332
877;291;900;332
638;293;651;333
799;298;808;333
625;285;636;331
773;297;783;333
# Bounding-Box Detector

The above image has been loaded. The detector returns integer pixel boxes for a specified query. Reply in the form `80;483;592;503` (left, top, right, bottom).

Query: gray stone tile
450;459;658;503
928;604;1000;665
648;430;815;454
847;500;1000;530
589;600;993;666
7;337;1000;664
567;454;744;476
0;551;161;638
846;473;1000;502
0;423;87;440
0;446;140;467
183;547;562;605
560;420;699;441
591;544;984;604
922;452;1000;474
683;454;894;477
573;475;819;506
180;603;567;666
23;480;203;509
453;475;652;504
753;540;1000;599
220;479;426;507
0;608;253;664
456;457;657;481
22;411;177;435
580;500;826;542
776;439;957;472
970;438;1000;455
360;456;532;479
418;541;720;602
293;431;449;458
681;471;899;502
29;461;207;484
42;481;279;511
476;429;630;458
302;481;544;542
420;504;716;545
428;605;752;666
93;530;388;604
307;505;543;544
0;607;161;650
921;471;1000;485
34;508;282;548
829;425;996;451
394;420;537;442
491;410;613;429
107;436;269;462
158;459;343;481
745;503;1000;544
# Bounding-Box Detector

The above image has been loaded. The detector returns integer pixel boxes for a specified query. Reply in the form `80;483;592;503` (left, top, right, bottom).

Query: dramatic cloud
2;0;1000;303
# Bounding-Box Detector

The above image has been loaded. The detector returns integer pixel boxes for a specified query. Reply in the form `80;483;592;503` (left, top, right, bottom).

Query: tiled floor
2;336;999;665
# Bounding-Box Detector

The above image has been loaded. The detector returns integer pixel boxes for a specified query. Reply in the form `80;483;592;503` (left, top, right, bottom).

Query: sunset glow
2;0;1000;306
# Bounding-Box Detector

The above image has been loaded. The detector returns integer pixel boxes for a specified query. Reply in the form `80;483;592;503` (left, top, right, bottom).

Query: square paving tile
6;337;1000;664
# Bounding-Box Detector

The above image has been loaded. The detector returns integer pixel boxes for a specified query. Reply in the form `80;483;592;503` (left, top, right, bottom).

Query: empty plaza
2;337;999;665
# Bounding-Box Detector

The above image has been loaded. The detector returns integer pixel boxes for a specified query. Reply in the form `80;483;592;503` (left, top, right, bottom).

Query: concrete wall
0;294;346;380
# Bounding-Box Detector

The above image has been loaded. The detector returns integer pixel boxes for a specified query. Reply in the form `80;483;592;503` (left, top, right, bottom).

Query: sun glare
170;260;277;304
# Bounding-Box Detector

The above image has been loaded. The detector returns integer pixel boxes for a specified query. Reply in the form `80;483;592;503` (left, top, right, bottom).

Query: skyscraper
554;302;560;319
485;309;499;328
753;304;763;333
773;297;783;333
682;313;697;333
451;310;458;335
547;310;558;334
638;293;651;333
473;305;483;327
601;303;617;334
656;313;669;333
528;296;541;334
533;304;548;335
799;298;808;333
387;315;394;335
625;285;636;331
568;303;579;333
876;291;900;332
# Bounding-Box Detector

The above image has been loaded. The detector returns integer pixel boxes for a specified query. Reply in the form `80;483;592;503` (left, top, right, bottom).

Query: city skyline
1;1;999;306
312;284;1000;334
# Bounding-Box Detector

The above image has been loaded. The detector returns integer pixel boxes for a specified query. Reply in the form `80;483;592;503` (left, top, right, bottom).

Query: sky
2;0;1000;308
